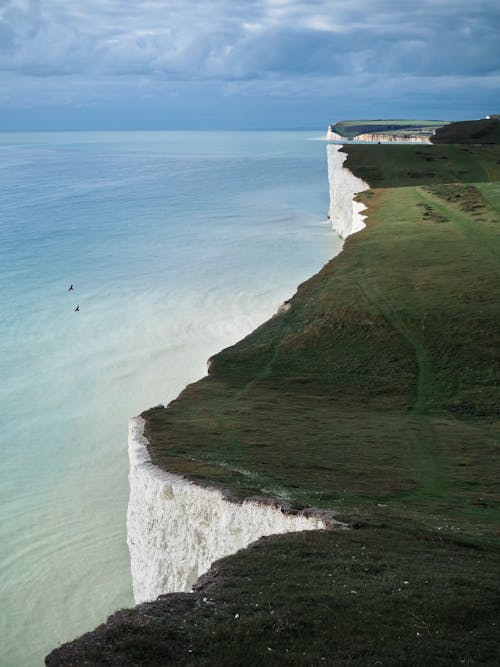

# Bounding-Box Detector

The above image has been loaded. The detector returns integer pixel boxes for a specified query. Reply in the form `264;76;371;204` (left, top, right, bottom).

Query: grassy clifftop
343;143;500;187
142;144;500;543
432;117;500;144
48;528;499;666
47;141;500;665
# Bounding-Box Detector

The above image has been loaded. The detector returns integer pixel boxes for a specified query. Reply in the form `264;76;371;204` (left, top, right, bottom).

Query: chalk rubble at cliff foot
327;144;369;239
127;417;327;604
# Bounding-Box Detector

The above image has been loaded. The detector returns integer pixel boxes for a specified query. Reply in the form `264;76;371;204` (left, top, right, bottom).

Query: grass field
48;529;500;666
344;143;500;186
47;138;500;665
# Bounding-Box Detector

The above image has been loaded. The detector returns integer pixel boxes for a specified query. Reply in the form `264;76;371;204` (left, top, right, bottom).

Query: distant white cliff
327;144;369;239
326;125;432;143
326;127;345;141
353;132;431;143
127;417;327;603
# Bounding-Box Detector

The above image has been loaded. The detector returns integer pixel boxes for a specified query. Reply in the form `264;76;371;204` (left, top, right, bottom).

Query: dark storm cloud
1;0;498;78
0;0;498;127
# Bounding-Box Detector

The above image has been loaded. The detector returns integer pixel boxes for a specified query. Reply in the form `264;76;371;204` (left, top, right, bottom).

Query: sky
0;0;499;130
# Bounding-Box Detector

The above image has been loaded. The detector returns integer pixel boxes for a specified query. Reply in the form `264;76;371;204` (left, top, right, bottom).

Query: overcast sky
0;0;499;130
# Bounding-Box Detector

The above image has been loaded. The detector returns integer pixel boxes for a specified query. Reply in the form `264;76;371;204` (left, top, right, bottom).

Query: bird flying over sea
74;305;79;312
68;284;74;291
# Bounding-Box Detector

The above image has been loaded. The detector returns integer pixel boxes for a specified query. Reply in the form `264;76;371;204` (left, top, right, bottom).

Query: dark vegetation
47;133;500;665
432;118;500;144
47;530;500;666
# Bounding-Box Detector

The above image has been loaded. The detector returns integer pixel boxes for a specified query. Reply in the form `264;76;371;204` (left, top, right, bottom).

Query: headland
47;118;500;665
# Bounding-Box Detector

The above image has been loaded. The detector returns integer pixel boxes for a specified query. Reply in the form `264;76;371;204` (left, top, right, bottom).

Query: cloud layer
1;0;499;128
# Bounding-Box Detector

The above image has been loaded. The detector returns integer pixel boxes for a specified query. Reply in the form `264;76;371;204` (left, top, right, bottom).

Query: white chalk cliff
353;132;430;143
127;147;365;604
326;127;345;141
327;144;369;239
326;125;432;144
127;417;327;603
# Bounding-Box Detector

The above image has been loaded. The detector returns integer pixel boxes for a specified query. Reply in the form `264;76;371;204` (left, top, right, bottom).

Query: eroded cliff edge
128;417;329;603
326;144;368;238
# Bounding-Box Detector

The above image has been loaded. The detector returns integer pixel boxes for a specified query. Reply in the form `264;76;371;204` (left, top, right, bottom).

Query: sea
0;130;342;665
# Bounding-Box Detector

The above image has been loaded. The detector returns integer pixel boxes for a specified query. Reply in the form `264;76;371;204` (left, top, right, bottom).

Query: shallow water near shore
0;130;341;665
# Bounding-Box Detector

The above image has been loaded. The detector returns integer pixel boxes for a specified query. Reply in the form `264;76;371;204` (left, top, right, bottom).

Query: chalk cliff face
127;417;326;604
353;133;431;143
327;144;369;239
326;127;345;141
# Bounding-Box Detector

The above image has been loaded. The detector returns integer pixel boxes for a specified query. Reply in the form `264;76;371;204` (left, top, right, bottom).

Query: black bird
68;284;74;291
74;305;79;312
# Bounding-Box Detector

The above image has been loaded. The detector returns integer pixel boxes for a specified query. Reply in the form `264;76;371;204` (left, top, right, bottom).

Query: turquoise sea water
0;131;341;665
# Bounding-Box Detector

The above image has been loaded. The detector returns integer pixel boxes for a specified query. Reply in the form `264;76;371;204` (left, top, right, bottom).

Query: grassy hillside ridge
331;119;448;139
46;140;500;665
432;117;500;144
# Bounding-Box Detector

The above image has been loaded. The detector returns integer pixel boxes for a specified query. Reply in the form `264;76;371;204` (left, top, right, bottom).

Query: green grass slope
47;529;499;666
46;143;500;666
432;118;500;144
343;143;500;187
